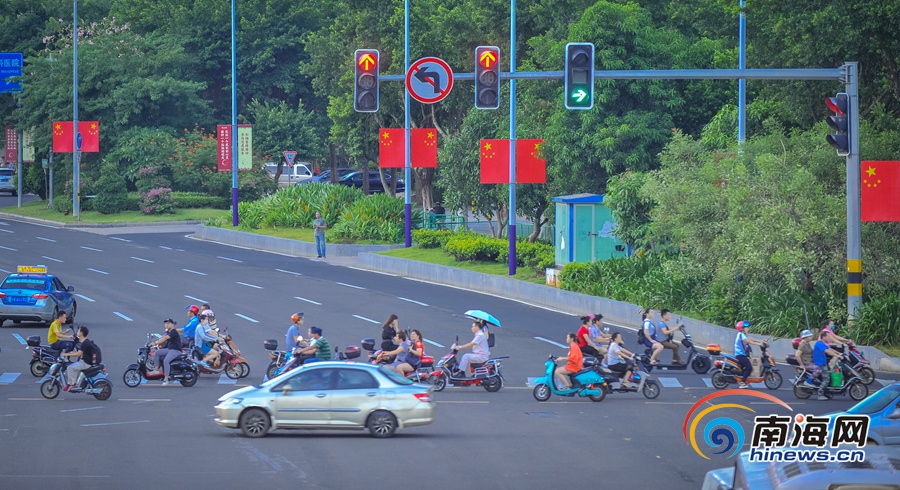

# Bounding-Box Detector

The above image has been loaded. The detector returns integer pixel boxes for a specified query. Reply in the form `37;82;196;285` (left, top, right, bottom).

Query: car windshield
378;366;413;385
1;276;48;290
846;384;900;415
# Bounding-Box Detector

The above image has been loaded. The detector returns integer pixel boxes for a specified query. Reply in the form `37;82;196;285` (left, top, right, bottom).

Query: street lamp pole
231;0;239;226
73;0;80;218
738;0;746;143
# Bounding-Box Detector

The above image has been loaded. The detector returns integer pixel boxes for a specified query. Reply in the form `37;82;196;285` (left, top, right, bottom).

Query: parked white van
265;163;313;186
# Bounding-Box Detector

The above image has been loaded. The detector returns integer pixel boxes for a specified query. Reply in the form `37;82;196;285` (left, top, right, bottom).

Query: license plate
10;296;29;304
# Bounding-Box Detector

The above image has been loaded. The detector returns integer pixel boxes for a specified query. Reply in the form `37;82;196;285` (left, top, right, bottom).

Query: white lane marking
337;282;364;290
236;281;262;289
218;374;237;385
182;269;206;276
398;297;429;307
184;295;207;304
88;268;108;275
0;373;22;384
60;406;104;413
159;246;172;250
353;315;379;324
41;255;63;263
12;333;27;345
702;378;714;388
0;245;17;251
81;420;149;427
234;313;259;323
109;237;131;242
36;236;56;242
401;276;575;315
423;338;445;348
81;246;103;252
113;312;133;322
131;256;154;263
75;294;95;303
347;266;395;276
216;256;243;263
534;336;567;348
0;221;7;225
276;268;303;276
0;228;13;233
135;280;158;288
0;267;10;273
658;377;683;388
295;296;321;305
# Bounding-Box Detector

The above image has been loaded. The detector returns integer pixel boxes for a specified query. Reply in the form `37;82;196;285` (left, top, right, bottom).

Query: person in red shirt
554;333;584;390
576;315;604;359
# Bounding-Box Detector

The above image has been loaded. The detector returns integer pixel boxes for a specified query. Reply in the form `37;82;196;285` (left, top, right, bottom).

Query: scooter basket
26;335;41;347
263;339;278;351
419;355;434;368
344;346;361;359
706;344;721;355
361;338;376;352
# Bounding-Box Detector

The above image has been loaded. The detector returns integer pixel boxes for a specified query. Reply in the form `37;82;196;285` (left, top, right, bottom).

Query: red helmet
735;320;750;332
291;312;304;323
186;305;200;315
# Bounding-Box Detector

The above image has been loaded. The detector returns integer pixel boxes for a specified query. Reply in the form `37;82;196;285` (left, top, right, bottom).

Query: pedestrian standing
313;211;328;258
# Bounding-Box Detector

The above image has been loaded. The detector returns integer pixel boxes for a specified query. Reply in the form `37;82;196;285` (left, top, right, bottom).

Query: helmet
735;320;750;332
186;305;200;315
201;309;214;317
291;312;304;323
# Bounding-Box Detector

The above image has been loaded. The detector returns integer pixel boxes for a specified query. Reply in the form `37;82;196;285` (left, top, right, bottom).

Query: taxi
0;266;77;327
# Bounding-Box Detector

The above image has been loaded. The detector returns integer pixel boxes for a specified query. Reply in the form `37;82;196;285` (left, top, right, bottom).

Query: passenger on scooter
642;308;664;365
658;309;685;365
606;332;636;389
589;313;612;349
577;316;605;359
455;321;490;378
195;313;224;367
394;329;424;378
554;333;584;390
733;321;764;389
821;319;850;370
47;310;75;352
61;325;95;392
381;314;399;352
810;330;843;400
795;329;814;366
285;312;305;351
151;319;182;385
295;327;330;364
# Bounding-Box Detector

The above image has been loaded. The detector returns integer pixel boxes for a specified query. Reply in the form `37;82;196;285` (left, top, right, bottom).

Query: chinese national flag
379;128;438;168
516;139;546;184
861;161;900;222
480;139;509;184
79;121;100;153
52;121;74;153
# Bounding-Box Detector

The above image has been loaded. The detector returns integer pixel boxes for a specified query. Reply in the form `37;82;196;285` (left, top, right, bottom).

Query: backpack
486;327;495;348
90;340;102;365
636;328;646;346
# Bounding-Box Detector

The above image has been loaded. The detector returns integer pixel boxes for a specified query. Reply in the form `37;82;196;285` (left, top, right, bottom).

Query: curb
0;211;200;228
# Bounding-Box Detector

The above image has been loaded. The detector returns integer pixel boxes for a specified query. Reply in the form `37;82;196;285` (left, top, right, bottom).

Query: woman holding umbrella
455;320;491;378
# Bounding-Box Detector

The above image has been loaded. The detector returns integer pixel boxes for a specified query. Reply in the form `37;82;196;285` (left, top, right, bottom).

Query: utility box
552;193;629;266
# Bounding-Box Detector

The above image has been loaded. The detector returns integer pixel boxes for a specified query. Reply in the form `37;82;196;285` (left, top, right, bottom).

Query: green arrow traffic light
564;42;594;110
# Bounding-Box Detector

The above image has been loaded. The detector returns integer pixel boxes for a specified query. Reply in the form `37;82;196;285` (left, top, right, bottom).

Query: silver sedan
215;361;435;438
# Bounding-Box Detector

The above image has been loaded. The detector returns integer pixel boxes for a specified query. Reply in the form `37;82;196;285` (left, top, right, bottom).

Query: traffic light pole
845;62;861;318
508;0;517;275
404;0;412;248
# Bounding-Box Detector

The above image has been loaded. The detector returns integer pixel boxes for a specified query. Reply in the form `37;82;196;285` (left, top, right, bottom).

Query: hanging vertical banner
5;125;17;163
22;130;34;162
238;124;252;170
217;124;233;172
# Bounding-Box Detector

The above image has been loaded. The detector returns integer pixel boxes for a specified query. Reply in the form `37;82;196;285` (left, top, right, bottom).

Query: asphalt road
0;216;896;490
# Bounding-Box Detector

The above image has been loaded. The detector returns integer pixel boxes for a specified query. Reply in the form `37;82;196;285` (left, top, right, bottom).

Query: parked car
0;167;15;195
0;265;77;327
338;170;405;194
214;361;434;438
265;162;313;186
826;381;900;446
297;167;355;185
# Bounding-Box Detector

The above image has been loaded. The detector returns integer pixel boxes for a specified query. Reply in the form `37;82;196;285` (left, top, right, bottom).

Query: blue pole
738;0;746;143
73;0;80;218
403;0;412;247
507;0;517;275
231;0;239;226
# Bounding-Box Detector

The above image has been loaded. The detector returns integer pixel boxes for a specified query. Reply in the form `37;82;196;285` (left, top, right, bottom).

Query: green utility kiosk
552;193;629;266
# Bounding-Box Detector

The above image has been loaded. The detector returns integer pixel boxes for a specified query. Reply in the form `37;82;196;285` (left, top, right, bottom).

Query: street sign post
283;151;297;167
0;53;23;93
406;57;454;104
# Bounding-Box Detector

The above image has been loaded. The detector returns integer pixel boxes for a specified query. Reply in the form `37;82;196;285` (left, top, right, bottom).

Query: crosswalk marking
12;333;27;345
0;373;22;384
218;374;237;385
702;377;714;388
658;377;682;388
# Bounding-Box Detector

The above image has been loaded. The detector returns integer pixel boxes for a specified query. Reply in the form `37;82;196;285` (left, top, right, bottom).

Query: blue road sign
0;53;23;94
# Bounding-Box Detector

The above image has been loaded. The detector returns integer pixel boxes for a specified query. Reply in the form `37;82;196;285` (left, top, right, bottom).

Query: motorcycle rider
294;327;330;364
554;333;584;390
455;320;490;378
795;329;815;366
47;310;75;352
195;312;224;367
606;332;636;389
151;319;182;385
658;309;685;365
734;320;764;389
642;308;664;365
577;315;605;359
61;325;96;392
179;305;200;348
811;330;844;400
285;312;305;352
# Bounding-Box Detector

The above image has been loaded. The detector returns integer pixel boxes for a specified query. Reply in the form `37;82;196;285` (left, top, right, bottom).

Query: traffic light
825;93;850;156
564;42;594;110
474;46;501;110
354;49;380;112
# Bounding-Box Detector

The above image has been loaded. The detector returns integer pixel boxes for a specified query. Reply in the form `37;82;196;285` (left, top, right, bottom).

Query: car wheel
367;410;397;438
67;303;77;324
239;408;270;438
123;368;142;387
533;383;551;401
30;360;50;377
40;379;61;399
93;380;112;401
0;317;5;327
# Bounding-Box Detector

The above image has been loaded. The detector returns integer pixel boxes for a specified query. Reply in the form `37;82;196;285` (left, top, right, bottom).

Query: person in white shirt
606;332;636;388
455;321;490;377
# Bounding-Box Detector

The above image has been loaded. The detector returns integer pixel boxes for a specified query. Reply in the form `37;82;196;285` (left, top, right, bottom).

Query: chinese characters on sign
217;124;252;171
752;413;869;449
217;125;232;172
0;53;23;93
4;125;16;163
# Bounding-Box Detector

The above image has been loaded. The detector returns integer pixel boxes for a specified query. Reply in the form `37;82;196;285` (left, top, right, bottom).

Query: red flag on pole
411;128;438;168
480;139;509;184
79;121;99;153
861;161;900;222
52;121;74;153
516;139;546;184
379;128;405;168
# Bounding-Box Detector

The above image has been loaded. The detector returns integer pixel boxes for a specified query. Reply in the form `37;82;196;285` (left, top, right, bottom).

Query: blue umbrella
464;310;501;328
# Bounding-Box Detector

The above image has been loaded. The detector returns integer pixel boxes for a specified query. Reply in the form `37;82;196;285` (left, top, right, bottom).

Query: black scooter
642;326;711;374
122;334;199;387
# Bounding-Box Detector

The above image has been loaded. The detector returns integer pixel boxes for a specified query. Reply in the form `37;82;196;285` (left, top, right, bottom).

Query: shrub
854;292;900;347
140;187;175;215
412;229;455;248
93;162;129;214
237;183;364;229
52;195;72;214
498;240;556;274
331;194;421;243
443;234;505;261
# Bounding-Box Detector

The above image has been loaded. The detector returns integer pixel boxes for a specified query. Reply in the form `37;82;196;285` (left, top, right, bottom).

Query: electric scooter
585;355;661;399
428;338;507;392
532;355;606;402
642;326;711;374
789;355;868;401
709;341;783;389
122;333;199;387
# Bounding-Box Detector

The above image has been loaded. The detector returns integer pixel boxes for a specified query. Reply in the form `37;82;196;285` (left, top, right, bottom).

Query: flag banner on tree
217;124;232;171
5;125;16;162
379;128;438;168
479;139;547;184
51;121;99;153
861;161;900;222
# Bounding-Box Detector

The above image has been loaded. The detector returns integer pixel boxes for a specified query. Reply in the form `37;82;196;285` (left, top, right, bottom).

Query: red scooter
428;339;506;392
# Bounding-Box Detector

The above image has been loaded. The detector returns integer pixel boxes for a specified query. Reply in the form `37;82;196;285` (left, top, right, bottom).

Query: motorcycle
265;339;361;379
361;338;433;382
122;333;199;387
187;328;249;379
792;337;876;385
788;354;868;401
40;357;112;400
428;339;507;393
26;334;69;377
532;355;607;402
709;341;783;390
641;327;711;374
586;355;661;399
